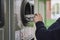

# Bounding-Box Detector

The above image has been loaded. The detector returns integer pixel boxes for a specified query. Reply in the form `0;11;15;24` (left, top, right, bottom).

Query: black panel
32;5;34;14
0;0;4;28
25;3;31;15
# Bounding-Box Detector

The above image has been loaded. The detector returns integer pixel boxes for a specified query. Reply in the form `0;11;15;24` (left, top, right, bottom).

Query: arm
34;14;53;40
35;18;60;40
34;14;60;40
35;21;52;40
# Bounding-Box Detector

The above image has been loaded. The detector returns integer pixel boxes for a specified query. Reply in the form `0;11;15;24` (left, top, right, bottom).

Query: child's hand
34;14;43;23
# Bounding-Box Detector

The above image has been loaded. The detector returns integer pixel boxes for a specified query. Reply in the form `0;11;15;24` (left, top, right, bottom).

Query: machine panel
0;0;4;28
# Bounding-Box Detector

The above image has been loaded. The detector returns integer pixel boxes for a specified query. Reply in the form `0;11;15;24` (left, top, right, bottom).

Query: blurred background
0;0;60;40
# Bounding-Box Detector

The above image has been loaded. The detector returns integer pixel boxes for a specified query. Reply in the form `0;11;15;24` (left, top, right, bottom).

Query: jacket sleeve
35;21;53;40
35;18;60;40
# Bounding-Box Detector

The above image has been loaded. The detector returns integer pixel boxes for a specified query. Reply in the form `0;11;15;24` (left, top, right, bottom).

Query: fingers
34;13;43;23
34;14;42;18
35;14;40;16
35;14;41;16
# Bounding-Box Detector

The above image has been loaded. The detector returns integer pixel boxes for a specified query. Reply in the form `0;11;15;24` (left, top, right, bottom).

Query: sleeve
35;21;53;40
